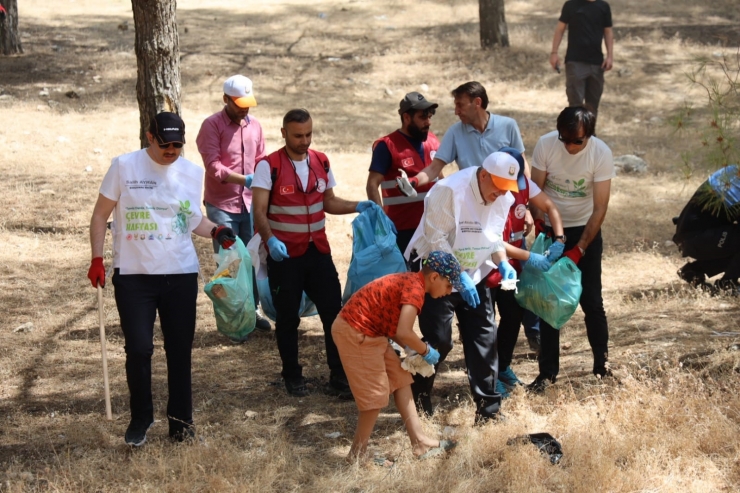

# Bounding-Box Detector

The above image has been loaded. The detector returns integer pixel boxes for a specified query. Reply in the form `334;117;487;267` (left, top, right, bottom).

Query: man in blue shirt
399;81;528;191
674;165;740;294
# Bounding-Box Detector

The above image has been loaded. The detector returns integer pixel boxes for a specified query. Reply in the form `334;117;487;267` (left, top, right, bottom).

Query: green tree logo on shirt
546;178;587;198
172;200;192;234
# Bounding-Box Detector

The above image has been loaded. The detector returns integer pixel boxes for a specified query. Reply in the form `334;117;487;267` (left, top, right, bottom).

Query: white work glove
396;169;418;198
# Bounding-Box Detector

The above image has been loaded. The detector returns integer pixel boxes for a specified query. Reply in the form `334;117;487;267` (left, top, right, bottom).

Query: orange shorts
331;316;414;412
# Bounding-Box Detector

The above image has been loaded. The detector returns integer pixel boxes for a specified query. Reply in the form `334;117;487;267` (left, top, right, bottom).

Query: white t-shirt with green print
532;130;615;228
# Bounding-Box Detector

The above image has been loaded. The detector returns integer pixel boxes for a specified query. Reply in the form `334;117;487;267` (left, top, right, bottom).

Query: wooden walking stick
97;284;113;420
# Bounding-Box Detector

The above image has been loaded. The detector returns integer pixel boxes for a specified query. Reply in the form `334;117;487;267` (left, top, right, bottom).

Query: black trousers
674;192;740;283
112;270;197;433
679;227;740;282
491;286;524;371
412;279;501;418
396;229;421;273
266;244;345;380
538;228;609;377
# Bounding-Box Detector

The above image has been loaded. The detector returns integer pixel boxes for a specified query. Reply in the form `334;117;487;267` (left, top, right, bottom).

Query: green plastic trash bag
342;205;407;302
515;233;582;329
204;237;256;340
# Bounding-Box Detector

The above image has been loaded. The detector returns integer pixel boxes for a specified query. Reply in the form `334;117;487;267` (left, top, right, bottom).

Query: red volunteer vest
374;130;440;231
503;187;530;249
486;186;530;288
265;148;331;257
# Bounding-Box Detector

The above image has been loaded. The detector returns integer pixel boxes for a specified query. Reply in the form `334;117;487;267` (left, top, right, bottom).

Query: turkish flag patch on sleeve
401;158;414;168
279;185;295;195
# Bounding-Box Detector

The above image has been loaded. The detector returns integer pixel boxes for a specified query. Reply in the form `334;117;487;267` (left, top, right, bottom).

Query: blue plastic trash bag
257;276;318;322
342;205;408;302
515;233;582;329
204;238;256;340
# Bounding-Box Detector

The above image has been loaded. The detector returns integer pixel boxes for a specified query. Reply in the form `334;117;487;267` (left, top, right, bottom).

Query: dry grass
1;0;740;491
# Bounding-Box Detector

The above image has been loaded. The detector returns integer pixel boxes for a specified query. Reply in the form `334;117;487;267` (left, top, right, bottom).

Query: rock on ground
614;154;648;174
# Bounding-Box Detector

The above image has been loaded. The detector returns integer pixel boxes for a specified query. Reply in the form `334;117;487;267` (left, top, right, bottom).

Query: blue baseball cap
423;251;463;291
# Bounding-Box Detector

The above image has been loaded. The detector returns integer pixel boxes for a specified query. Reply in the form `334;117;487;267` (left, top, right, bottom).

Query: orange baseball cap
223;75;257;108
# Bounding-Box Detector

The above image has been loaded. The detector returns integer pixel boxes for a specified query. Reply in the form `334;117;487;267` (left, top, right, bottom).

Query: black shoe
125;418;154;447
415;393;433;417
254;309;272;333
327;372;354;400
527;334;541;353
284;376;310;397
593;350;610;378
678;266;705;286
169;426;195;443
526;374;556;394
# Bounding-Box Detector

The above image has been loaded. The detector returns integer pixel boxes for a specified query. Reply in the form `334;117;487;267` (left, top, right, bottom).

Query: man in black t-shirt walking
549;0;613;122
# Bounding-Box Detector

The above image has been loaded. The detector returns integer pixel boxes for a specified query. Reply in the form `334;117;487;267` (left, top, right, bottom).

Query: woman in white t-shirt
87;113;236;447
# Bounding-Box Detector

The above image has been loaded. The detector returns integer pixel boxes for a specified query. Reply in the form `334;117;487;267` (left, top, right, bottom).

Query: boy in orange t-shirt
332;251;464;464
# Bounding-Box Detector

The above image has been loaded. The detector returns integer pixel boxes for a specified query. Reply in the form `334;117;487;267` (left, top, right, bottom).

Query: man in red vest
366;92;441;257
252;108;379;399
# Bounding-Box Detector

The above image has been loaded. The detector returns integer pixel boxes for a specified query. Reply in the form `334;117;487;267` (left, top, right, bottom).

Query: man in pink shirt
196;75;271;335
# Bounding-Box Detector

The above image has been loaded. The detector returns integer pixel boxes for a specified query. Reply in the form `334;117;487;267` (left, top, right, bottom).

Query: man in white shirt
405;152;520;423
528;106;615;391
88;112;237;446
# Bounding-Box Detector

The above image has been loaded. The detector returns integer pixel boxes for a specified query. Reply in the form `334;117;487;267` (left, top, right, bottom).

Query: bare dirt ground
1;0;739;491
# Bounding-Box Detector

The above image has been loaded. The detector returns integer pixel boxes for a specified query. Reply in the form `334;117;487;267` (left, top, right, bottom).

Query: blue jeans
205;202;260;306
205;202;255;252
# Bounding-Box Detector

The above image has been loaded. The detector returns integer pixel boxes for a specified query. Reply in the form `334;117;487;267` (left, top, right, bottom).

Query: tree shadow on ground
3;0;740;479
4;3;737;153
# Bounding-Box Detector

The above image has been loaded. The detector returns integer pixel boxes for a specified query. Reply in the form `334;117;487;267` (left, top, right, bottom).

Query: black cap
150;112;185;144
399;92;438;114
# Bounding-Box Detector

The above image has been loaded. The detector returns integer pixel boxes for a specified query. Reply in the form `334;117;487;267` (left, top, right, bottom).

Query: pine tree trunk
479;0;509;49
131;0;181;149
0;0;24;55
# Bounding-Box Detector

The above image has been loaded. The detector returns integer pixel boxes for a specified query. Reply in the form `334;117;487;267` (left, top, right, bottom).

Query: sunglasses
157;142;184;149
558;133;586;146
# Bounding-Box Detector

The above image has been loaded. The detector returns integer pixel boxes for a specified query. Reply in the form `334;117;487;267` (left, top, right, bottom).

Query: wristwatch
554;235;566;243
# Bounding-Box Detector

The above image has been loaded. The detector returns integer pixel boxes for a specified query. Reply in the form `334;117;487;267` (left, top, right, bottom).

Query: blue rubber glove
356;200;377;213
546;240;565;262
267;236;290;262
422;344;440;366
244;173;254;189
498;260;517;281
524;252;552;271
459;271;480;308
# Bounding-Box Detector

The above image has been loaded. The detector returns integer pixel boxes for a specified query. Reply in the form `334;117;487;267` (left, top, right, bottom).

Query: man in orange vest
366;92;441;257
252;108;379;399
